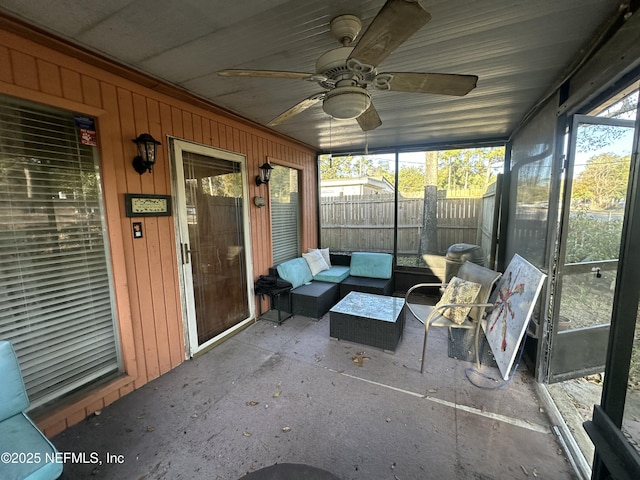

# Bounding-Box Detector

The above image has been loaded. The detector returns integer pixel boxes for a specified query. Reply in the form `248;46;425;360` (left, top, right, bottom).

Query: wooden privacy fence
321;193;491;255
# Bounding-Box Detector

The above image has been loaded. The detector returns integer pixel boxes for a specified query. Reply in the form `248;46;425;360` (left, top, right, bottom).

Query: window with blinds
270;165;300;265
0;96;120;410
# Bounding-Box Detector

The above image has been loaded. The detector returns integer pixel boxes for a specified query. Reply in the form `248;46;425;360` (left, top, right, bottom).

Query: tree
575;93;638;152
419;151;439;255
577;125;627;152
320;154;377;179
397;165;425;196
436;148;503;190
572;152;630;209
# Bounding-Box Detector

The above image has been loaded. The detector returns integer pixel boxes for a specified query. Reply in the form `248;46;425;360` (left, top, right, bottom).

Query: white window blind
0;96;120;409
270;165;300;265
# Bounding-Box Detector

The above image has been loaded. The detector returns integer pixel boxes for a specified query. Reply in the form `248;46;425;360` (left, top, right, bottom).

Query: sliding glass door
171;140;254;355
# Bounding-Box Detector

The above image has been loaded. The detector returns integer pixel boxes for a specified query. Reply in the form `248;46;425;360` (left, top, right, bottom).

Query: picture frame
482;254;546;380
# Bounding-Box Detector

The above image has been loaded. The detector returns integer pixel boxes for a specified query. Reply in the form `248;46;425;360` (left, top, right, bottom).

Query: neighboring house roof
321;177;395;196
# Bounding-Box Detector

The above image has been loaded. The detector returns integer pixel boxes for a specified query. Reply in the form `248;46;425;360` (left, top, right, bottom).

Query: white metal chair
405;261;502;373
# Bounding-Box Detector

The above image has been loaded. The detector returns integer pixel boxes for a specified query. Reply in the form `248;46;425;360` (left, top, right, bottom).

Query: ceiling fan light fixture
322;86;371;120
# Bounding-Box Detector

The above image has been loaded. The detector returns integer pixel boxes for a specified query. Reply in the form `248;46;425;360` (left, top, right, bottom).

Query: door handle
181;243;191;264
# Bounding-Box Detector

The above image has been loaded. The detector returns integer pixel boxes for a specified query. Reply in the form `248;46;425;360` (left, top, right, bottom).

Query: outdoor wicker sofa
271;251;394;319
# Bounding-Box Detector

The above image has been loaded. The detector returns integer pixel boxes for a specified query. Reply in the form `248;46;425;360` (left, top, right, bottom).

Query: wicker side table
329;292;405;351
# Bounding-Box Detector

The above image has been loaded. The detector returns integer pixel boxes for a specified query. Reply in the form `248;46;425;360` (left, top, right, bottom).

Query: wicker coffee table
329;292;405;351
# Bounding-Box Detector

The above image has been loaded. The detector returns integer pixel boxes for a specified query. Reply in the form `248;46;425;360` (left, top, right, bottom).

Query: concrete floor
547;379;600;467
53;310;577;480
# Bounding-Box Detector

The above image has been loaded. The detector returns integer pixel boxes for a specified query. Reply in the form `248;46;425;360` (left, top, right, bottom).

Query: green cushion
0;413;63;480
313;265;350;283
0;341;29;421
276;258;313;289
349;252;393;279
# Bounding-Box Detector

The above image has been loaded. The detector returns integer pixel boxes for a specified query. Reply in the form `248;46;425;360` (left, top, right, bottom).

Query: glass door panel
549;115;635;380
184;151;249;344
172;140;253;354
318;153;396;254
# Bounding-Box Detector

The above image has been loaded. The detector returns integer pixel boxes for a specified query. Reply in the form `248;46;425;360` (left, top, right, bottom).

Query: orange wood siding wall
0;19;317;437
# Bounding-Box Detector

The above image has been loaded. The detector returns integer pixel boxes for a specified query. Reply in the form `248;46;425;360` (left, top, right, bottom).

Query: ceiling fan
218;0;478;132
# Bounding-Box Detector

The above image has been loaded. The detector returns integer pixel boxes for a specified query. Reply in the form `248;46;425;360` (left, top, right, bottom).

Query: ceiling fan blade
267;92;326;127
379;72;478;96
218;69;313;80
349;0;431;68
357;103;382;131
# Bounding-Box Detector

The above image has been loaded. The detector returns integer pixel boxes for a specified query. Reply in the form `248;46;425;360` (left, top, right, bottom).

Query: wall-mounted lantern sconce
132;133;161;174
255;162;273;186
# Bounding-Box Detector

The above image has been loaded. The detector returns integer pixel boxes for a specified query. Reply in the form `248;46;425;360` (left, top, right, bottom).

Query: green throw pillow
276;258;313;289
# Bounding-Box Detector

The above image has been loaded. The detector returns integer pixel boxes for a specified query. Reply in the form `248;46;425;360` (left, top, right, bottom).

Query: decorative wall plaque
125;194;172;217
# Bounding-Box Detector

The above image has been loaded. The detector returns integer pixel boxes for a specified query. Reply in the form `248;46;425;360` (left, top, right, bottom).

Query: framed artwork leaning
482;254;546;380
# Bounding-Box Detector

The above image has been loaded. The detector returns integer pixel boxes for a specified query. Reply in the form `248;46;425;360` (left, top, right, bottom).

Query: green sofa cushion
313;265;350;283
276;257;313;289
349;252;393;279
0;413;63;480
0;341;29;420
